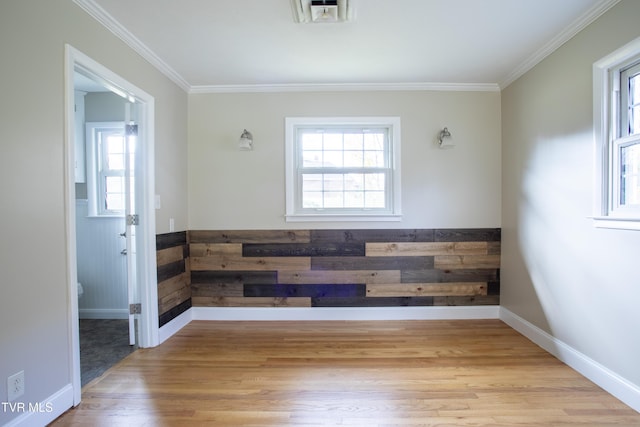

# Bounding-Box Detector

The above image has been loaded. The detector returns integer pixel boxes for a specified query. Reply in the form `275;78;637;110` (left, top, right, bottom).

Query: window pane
365;191;385;208
344;150;363;167
344;191;364;208
365;173;385;191
323;150;343;167
301;133;322;150
302;151;323;167
323;174;343;191
302;174;322;191
620;142;640;206
344;133;363;150
344;173;364;191
364;133;385;150
105;193;124;211
323;133;343;150
324;191;343;208
107;135;125;154
107;153;125;170
302;191;323;208
364;150;385;167
105;176;124;193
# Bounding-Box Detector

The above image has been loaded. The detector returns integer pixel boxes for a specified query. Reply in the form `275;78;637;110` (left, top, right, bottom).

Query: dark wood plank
156;259;186;283
190;270;277;284
312;296;434;307
156;231;187;250
244;284;366;298
243;242;365;257
433;295;500;306
401;268;498;283
311;229;435;243
158;298;191;327
435;228;501;242
191;283;244;297
311;256;433;270
189;230;310;244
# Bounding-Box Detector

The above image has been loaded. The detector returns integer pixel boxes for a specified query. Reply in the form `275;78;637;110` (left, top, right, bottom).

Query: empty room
1;0;639;426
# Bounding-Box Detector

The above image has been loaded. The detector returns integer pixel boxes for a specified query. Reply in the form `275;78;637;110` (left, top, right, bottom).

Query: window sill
591;216;640;231
286;213;402;222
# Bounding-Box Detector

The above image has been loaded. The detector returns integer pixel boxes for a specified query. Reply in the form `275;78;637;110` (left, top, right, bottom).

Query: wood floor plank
51;320;640;426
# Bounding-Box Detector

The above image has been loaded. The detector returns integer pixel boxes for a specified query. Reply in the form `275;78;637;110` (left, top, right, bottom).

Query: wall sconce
238;129;253;151
437;127;454;148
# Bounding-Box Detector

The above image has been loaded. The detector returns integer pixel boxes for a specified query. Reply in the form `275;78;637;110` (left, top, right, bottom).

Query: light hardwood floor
51;320;640;426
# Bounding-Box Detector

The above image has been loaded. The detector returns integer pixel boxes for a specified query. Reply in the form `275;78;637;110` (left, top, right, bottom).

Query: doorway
65;45;159;405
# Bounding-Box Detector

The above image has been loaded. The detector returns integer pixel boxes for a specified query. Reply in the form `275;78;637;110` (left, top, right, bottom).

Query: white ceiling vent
291;0;354;23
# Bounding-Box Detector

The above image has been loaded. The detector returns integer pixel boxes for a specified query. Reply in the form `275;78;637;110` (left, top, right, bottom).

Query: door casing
64;44;159;406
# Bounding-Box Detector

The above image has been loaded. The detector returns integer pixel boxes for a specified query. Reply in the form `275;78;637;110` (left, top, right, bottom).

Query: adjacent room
1;0;639;426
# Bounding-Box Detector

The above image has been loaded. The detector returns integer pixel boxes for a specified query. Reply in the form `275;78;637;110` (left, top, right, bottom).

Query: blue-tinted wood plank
243;243;364;257
311;296;434;307
244;284;366;298
312;256;433;270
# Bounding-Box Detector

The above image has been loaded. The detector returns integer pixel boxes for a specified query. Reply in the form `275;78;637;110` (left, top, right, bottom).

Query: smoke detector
291;0;354;23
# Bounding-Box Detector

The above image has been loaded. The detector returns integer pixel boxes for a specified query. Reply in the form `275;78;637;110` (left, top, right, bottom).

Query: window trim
592;36;640;231
285;116;402;222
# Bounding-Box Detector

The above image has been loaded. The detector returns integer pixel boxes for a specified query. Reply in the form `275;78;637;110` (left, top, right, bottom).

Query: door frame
64;45;159;405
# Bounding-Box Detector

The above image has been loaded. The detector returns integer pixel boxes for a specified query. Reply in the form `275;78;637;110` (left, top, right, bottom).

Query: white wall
0;1;187;424
188;90;501;230
501;0;640;393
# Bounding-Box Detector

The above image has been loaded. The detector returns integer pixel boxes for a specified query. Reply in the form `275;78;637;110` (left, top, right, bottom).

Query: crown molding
73;0;191;93
499;0;622;89
189;81;500;94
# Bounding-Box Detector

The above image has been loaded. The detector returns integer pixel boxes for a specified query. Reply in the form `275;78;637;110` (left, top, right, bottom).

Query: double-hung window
593;37;640;230
86;122;130;217
285;117;401;221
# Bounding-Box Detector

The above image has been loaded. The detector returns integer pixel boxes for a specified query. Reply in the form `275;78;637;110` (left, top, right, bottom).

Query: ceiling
78;0;618;92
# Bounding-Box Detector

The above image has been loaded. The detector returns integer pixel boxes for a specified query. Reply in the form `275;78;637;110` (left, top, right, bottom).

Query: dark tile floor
79;319;136;386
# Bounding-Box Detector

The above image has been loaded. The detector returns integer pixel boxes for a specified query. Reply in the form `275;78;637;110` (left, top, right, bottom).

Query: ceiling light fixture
291;0;354;23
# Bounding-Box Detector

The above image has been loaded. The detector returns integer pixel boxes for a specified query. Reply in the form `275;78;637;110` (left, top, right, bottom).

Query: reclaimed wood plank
191;282;244;298
435;255;501;269
434;295;500;306
190;243;242;257
191;255;311;271
158;272;190;300
244;284;366;298
191;296;311;307
156;231;187;250
191;270;278;284
435;228;501;242
189;230;310;244
366;242;488;257
312;256;434;271
278;270;400;284
312;296;434;307
156;259;186;283
311;229;435;243
401;268;499;283
366;282;487;297
243;242;365;257
158;284;191;314
156;245;186;267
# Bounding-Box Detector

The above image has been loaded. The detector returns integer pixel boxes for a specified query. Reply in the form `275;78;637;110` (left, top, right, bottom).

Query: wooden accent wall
189;229;500;308
156;231;191;326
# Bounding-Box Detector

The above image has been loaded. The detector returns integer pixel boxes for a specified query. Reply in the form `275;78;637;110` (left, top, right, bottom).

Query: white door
123;104;140;346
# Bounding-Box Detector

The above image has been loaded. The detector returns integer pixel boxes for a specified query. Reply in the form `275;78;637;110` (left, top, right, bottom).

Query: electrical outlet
7;371;24;401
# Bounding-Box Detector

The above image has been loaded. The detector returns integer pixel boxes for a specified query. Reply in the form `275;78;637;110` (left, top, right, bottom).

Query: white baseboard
159;309;193;344
3;383;74;427
499;307;640;413
192;306;500;321
78;308;128;319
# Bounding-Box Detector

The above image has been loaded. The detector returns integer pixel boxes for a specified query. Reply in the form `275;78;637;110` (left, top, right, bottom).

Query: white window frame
85;121;126;217
285;117;402;222
592;36;640;231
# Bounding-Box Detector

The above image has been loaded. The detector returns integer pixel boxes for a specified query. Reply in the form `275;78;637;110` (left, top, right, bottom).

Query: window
285;117;401;221
593;37;640;230
86;122;134;217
